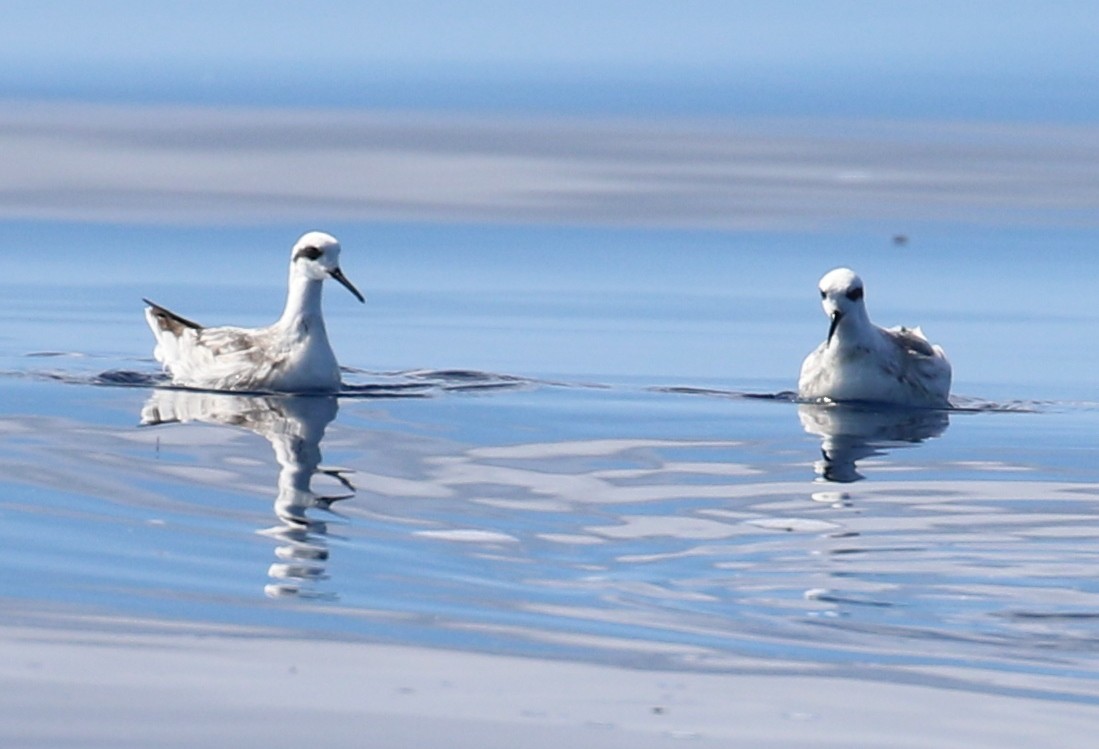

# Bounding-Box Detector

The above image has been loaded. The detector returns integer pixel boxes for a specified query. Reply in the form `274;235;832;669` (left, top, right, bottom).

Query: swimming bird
798;268;951;407
143;231;364;392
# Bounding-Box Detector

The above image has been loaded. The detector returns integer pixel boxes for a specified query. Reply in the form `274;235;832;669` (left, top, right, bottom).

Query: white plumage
144;231;364;392
798;267;951;408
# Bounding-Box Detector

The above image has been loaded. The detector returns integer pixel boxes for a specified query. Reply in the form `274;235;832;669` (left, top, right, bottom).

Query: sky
2;1;1092;72
1;1;1097;120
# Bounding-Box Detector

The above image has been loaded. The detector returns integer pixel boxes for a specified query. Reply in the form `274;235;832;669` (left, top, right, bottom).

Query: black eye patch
294;246;323;261
819;289;827;299
845;286;864;302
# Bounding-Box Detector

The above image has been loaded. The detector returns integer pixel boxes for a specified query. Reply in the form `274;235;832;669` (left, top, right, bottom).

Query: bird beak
329;267;365;303
827;310;843;345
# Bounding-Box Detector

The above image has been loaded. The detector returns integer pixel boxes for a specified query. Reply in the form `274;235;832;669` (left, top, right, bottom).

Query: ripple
653;384;1051;414
7;371;1099;702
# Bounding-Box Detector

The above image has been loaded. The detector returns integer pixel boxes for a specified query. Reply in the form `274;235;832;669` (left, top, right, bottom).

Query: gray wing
883;325;938;358
883;325;952;404
191;325;291;389
144;298;203;335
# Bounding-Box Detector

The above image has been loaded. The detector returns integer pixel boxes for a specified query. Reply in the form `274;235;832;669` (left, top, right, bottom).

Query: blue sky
1;1;1096;119
2;1;1094;72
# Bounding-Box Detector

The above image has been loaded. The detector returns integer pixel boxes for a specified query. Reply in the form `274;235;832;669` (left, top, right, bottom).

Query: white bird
144;231;364;393
798;267;951;408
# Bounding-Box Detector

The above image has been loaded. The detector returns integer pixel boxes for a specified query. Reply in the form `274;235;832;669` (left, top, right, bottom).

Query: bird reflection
798;403;949;483
141;389;352;598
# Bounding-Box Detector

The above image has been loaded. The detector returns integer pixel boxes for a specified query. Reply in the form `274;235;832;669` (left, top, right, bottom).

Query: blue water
3;221;1099;398
3;14;1099;721
3;215;1099;709
4;363;1099;700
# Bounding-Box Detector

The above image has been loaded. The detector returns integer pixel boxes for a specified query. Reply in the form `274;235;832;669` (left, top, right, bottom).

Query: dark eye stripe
846;287;864;302
294;246;323;261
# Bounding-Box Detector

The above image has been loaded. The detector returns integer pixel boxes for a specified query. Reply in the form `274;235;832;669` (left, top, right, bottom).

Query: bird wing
144;298;203;335
187;325;291;390
883;325;938;358
143;299;294;391
883;325;952;404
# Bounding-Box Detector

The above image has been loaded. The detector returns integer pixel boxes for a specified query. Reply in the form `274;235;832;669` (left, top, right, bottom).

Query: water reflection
141;390;351;598
798;403;949;483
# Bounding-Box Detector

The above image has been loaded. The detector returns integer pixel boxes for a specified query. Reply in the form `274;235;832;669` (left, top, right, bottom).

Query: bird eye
846;287;863;302
294;246;323;261
819;289;827;299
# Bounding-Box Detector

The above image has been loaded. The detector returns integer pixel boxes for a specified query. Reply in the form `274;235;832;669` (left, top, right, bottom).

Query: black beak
329;267;365;303
827;310;843;345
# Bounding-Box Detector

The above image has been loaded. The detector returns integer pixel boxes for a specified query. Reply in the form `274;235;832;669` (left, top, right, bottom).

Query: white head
290;231;364;303
817;267;868;345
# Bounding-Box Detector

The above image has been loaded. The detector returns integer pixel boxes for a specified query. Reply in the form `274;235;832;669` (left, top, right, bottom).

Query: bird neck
278;273;326;332
833;308;873;347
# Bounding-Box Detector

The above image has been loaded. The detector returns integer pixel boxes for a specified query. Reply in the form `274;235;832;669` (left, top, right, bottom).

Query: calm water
4;7;1099;743
3;217;1099;709
2;52;1099;732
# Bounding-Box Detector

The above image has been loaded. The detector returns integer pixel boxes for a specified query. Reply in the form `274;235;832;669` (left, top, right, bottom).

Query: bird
798;267;951;408
143;231;364;393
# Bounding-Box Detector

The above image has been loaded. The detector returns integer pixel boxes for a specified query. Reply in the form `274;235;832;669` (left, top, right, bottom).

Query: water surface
3;82;1099;745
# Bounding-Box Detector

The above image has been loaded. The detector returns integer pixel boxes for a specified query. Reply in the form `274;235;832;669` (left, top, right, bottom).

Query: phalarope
144;231;364;392
798;267;951;408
